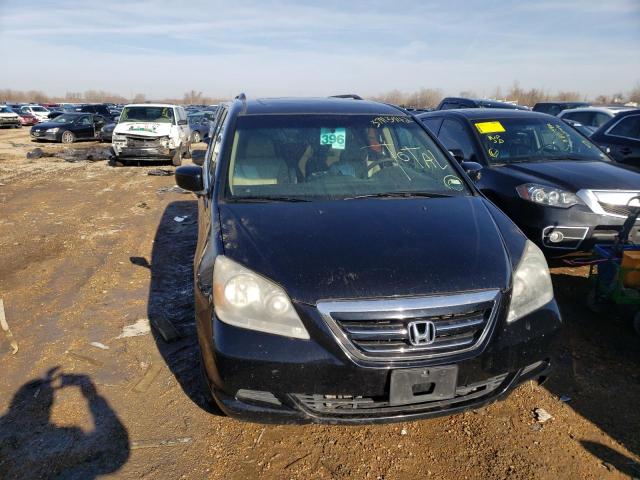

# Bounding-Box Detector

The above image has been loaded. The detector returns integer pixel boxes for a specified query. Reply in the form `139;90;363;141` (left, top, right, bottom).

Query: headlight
507;241;554;323
112;134;125;141
212;256;310;339
516;183;580;208
46;127;60;133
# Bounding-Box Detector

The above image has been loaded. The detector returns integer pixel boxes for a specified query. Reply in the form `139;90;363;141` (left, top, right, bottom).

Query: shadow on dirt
546;271;640;460
0;367;129;479
146;200;221;414
581;440;640;477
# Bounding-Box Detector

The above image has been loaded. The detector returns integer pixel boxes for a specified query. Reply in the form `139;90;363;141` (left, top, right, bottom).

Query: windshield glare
475;117;606;164
120;106;174;124
52;114;79;124
226;114;469;201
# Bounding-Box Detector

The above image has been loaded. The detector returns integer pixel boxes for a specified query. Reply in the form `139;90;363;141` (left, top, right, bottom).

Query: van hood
500;160;640;191
114;122;172;137
218;196;517;304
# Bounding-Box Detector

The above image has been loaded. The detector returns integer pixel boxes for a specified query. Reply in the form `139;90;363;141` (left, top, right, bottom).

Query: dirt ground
0;126;639;480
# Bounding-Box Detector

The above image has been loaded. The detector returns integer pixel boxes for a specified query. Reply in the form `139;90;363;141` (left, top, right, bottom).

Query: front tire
61;130;75;144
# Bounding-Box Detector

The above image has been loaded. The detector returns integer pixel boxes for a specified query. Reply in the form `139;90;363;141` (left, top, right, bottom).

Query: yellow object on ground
622;250;640;288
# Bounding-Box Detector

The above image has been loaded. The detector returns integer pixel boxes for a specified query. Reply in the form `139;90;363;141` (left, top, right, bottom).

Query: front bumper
514;201;636;254
201;299;561;424
113;146;174;160
30;130;59;141
0;118;21;127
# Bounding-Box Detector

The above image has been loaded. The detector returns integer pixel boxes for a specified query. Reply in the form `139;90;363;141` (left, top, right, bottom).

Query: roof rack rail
235;93;246;100
330;94;363;100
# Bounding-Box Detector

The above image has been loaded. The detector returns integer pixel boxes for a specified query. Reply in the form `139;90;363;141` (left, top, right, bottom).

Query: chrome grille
599;202;639;217
125;135;164;148
317;290;500;362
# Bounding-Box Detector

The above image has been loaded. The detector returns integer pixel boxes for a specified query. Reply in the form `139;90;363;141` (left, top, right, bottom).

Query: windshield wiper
231;196;311;203
344;191;454;200
542;155;594;161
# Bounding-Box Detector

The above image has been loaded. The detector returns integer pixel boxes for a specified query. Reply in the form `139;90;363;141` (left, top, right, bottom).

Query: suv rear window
226;114;469;200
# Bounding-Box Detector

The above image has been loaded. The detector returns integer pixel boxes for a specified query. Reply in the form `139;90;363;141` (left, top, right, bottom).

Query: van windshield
226;114;469;201
120;106;174;124
474;117;607;164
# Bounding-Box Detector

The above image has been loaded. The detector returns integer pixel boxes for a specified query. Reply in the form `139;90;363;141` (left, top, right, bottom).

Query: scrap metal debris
147;168;174;176
90;342;110;350
0;299;18;354
534;408;553;423
150;316;181;343
66;349;104;367
116;318;151;339
26;146;113;162
133;363;163;393
157;185;190;194
131;437;192;450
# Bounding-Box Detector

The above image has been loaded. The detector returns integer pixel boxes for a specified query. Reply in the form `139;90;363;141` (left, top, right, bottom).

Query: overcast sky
1;0;639;99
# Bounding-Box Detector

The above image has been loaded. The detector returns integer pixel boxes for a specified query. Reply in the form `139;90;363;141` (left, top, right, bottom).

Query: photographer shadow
0;368;129;479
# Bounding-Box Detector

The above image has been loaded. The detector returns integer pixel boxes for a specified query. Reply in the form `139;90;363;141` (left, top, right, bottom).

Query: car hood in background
218;196;515;304
500;160;640;191
114;122;172;137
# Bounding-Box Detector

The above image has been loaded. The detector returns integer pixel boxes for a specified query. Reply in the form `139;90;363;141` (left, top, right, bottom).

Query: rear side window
562;112;592;125
608;115;640;140
440;102;459;110
420;117;443;135
438;119;476;161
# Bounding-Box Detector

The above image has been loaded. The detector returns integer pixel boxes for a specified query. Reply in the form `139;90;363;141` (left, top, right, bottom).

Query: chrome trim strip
316;290;500;364
541;225;589;250
577;189;640;219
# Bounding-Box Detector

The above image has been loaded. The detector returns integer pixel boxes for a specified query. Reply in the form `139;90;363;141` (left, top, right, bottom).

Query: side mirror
178;119;188;126
449;149;465;162
175;165;204;193
191;150;206;166
461;161;482;182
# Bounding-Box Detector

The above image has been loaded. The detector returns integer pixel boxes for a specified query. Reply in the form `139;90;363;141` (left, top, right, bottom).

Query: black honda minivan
174;95;561;424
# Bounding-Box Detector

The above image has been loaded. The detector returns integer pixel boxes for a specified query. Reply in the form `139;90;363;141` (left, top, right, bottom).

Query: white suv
112;104;191;165
559;106;633;135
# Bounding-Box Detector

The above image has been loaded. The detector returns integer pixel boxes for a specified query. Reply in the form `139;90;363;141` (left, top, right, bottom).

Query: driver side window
207;108;228;179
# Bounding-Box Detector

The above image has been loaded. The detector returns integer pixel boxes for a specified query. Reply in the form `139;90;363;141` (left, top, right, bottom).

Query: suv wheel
192;131;201;143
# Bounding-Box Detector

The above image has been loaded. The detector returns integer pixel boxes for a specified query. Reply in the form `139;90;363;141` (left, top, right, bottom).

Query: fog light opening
548;230;564;243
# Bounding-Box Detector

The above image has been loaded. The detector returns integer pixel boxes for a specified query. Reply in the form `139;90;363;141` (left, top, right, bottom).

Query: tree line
0;89;225;105
1;83;639;108
371;82;640;109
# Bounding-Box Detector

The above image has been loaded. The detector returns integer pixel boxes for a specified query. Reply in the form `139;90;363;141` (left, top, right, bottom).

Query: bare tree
132;93;146;103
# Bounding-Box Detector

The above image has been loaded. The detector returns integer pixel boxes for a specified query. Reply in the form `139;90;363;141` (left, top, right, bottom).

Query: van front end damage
112;133;176;160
